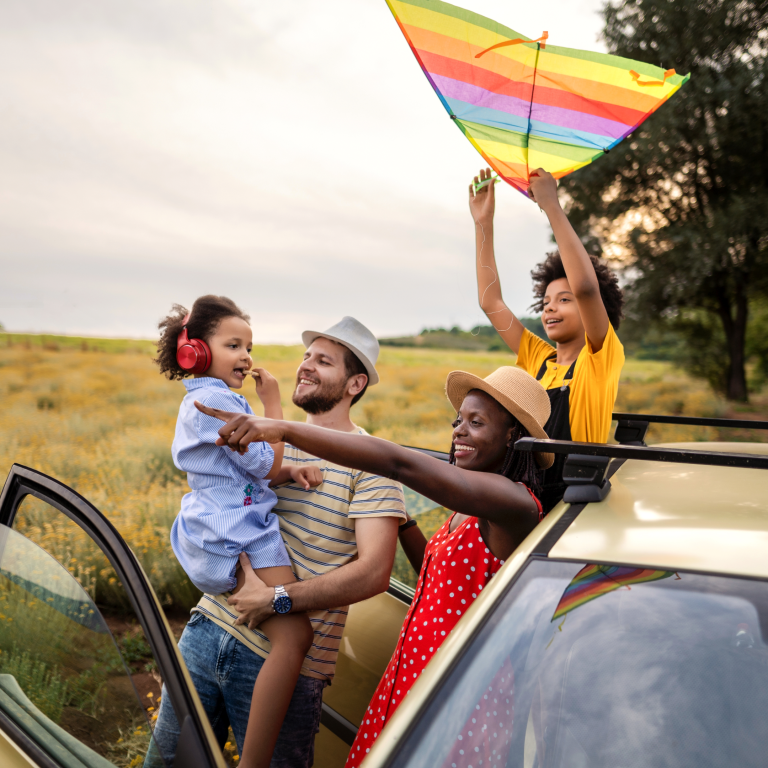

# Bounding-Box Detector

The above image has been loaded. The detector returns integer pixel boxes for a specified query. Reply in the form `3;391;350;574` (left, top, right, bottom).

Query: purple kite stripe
433;73;630;140
431;74;531;121
531;101;629;140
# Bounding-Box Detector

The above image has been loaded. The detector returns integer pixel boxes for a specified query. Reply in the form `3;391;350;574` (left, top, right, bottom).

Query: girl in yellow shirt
469;167;625;513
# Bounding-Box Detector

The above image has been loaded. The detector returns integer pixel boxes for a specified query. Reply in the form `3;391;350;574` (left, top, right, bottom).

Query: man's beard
292;377;347;415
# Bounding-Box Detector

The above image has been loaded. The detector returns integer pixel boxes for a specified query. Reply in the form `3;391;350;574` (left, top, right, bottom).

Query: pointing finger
194;401;238;421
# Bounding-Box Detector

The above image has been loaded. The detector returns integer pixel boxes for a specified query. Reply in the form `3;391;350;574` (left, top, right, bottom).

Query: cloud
0;0;605;341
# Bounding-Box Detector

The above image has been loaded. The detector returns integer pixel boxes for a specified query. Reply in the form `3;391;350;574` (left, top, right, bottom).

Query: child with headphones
154;294;318;768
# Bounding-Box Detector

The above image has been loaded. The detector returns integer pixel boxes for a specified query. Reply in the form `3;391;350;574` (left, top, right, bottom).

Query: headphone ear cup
177;338;212;374
190;338;212;374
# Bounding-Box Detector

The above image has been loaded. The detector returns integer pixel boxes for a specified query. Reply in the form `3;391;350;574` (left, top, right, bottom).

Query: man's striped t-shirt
193;428;406;681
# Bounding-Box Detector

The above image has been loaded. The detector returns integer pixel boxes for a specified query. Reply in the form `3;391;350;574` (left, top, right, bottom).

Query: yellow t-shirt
193;428;407;681
516;325;625;443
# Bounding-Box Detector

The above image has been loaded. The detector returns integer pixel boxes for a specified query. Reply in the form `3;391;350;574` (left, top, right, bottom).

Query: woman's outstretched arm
194;403;538;529
469;167;526;354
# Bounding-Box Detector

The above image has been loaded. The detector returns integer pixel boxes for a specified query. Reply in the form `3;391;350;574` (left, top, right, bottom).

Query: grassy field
2;331;767;765
1;331;767;612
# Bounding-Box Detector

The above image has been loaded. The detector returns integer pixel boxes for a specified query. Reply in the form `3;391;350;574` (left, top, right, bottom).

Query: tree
561;0;768;400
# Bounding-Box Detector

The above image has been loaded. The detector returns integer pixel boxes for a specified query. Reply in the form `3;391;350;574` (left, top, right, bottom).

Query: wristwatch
272;585;292;614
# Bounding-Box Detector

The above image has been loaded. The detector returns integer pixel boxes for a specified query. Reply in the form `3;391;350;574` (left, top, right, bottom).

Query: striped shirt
171;378;289;595
194;428;407;680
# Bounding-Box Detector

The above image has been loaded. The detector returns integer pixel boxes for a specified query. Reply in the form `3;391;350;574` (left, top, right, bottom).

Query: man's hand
228;553;275;629
289;465;323;490
469;167;496;226
194;401;287;453
528;168;561;212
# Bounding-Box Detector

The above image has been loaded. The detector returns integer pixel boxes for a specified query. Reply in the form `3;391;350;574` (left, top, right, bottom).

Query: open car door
0;464;226;768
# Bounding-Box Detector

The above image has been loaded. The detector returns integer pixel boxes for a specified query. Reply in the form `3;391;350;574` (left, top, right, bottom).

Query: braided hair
449;417;542;498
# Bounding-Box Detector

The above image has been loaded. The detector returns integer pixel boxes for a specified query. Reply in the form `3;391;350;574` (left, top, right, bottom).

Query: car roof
549;441;768;579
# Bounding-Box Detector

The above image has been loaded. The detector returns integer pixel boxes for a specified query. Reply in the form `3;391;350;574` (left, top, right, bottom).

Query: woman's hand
528;168;561;213
289;465;323;490
228;553;274;629
468;167;496;227
194;401;287;453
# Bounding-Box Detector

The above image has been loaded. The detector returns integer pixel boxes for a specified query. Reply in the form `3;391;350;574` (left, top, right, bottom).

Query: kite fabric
385;0;690;196
551;564;676;621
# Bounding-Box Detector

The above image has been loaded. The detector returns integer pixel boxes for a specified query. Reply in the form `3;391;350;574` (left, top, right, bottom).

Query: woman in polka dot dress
342;368;551;768
197;366;552;768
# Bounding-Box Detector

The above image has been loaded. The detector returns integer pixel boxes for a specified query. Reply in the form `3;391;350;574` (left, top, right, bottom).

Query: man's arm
469;167;526;354
529;169;610;351
227;516;400;629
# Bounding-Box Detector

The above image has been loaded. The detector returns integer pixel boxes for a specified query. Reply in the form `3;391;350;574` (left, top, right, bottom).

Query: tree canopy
561;0;768;400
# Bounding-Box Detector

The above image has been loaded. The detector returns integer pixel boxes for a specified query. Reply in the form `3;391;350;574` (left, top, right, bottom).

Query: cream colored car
322;413;768;768
1;412;767;768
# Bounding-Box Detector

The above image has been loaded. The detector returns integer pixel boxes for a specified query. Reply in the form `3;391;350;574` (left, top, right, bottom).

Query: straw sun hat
445;366;554;469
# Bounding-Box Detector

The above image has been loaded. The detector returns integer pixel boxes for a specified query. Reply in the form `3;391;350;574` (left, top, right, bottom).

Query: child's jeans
143;613;326;768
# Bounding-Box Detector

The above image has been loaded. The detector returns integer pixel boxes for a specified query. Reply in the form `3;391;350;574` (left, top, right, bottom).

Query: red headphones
176;314;212;374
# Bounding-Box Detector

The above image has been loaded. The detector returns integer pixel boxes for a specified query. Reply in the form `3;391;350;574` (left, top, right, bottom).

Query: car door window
0;467;222;768
0;520;163;767
385;558;768;768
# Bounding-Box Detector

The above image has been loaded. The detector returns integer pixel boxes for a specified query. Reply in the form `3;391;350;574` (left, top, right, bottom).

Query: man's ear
347;373;368;397
506;425;516;447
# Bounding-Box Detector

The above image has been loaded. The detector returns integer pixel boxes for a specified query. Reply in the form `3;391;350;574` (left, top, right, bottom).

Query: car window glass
5;496;171;767
391;559;768;768
391;487;451;590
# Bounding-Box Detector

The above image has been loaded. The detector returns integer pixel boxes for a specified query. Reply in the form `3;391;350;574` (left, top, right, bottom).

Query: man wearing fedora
146;317;406;768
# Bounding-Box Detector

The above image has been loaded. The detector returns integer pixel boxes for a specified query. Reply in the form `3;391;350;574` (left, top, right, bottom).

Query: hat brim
301;330;379;386
445;371;554;470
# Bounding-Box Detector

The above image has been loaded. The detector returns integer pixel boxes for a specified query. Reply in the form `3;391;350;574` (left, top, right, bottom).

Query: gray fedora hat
301;316;380;386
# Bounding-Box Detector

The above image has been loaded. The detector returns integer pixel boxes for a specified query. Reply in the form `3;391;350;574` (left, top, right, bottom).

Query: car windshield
390;558;768;768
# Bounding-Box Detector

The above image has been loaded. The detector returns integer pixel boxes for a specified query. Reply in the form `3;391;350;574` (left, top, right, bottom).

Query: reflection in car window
391;487;452;590
3;501;169;767
391;559;768;768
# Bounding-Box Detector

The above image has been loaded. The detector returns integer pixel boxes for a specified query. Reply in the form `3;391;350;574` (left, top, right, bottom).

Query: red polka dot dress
344;494;540;768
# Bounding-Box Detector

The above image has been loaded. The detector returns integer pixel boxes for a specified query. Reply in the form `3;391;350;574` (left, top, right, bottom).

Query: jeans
144;613;327;768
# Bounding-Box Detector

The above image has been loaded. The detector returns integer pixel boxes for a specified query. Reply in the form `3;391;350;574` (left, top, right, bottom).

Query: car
0;412;767;768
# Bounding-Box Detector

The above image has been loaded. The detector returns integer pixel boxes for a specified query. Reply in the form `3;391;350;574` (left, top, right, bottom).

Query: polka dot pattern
344;511;521;768
442;659;515;768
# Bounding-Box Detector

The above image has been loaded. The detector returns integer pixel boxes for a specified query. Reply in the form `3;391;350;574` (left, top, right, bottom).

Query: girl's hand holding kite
528;168;561;213
468;167;496;227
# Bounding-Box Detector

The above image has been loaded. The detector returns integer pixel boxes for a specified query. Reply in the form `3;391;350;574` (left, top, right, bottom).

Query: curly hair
154;295;250;380
530;251;624;330
448;414;542;499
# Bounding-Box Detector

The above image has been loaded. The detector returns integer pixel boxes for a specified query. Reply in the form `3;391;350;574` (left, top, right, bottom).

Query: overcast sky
1;0;607;342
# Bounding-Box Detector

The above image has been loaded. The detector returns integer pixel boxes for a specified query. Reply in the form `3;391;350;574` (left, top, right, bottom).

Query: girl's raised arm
529;169;610;352
469;168;526;354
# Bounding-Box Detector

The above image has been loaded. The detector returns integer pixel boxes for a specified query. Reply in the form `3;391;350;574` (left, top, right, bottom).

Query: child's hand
249;368;280;406
468;167;495;226
528;168;561;212
289;465;323;490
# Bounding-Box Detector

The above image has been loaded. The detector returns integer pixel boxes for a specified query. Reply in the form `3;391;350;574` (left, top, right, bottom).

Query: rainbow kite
552;564;675;621
385;0;690;196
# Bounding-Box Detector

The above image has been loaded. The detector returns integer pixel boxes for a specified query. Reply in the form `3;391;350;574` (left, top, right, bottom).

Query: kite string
473;221;514;336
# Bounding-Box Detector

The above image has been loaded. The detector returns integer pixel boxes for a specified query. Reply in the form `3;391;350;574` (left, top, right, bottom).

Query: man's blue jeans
144;613;327;768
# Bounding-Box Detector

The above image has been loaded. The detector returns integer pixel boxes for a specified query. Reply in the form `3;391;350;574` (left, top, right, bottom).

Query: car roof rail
516;437;768;471
612;412;768;446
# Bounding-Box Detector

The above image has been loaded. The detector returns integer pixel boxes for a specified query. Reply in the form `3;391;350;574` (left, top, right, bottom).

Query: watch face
274;595;292;614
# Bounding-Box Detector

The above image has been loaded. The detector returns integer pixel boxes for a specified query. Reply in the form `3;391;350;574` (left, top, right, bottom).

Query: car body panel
550;442;768;578
0;731;38;768
323;591;410;728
